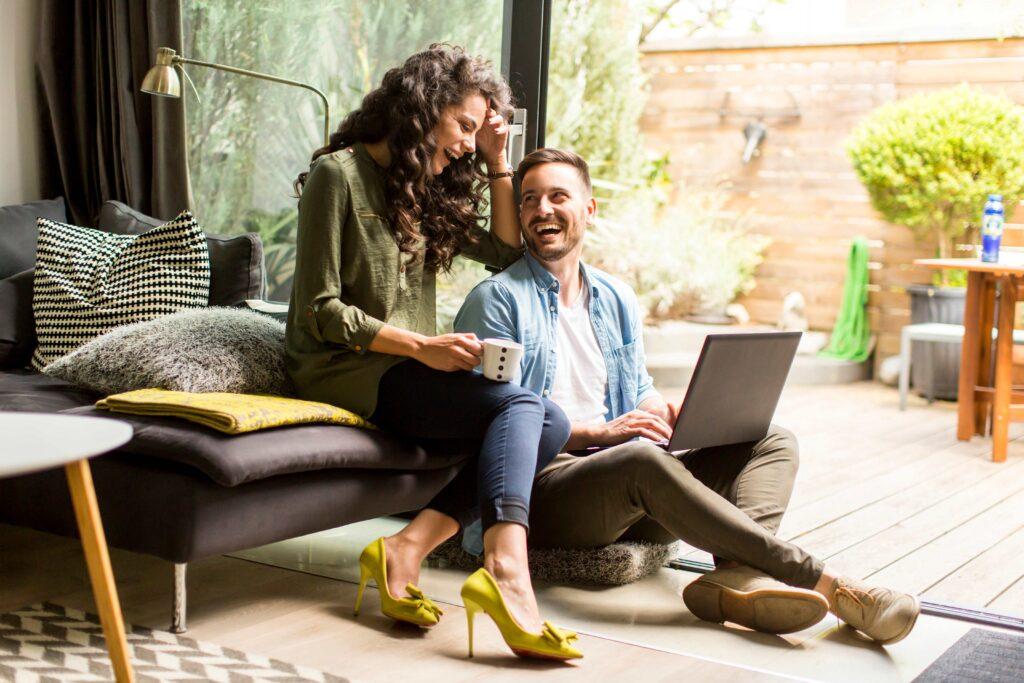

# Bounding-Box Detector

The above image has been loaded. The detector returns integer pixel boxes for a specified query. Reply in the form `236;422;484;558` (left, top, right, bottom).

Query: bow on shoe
541;620;578;647
405;584;444;619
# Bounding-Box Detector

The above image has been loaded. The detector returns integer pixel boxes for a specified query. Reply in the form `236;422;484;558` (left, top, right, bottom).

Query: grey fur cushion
427;536;677;586
44;307;293;396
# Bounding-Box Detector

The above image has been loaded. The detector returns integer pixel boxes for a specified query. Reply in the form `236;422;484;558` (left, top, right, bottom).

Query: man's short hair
516;148;592;195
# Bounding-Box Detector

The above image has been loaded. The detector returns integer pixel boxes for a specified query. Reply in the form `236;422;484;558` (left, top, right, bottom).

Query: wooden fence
639;37;1024;365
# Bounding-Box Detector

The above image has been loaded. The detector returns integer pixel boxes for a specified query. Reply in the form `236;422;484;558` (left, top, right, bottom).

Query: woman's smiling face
429;93;488;176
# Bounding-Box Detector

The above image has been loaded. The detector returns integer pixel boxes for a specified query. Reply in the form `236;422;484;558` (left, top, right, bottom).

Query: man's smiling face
518;162;596;263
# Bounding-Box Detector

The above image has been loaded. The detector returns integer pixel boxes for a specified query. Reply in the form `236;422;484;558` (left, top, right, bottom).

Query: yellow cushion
96;388;372;435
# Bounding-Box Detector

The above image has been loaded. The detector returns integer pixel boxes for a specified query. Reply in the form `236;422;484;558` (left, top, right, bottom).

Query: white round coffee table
0;412;134;682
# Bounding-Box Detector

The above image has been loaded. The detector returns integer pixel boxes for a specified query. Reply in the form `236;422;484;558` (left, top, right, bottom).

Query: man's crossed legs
528;426;920;642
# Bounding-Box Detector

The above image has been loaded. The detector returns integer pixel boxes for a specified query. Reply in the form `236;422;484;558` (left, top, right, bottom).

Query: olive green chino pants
527;425;824;589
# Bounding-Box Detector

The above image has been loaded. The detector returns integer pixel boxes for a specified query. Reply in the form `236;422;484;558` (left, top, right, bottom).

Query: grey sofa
0;199;471;632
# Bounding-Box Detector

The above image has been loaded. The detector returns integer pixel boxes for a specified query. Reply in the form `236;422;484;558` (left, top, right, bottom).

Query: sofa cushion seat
65;405;474;487
0;368;100;412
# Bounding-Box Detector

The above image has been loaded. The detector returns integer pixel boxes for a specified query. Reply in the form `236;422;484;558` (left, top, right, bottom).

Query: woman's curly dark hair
295;44;515;273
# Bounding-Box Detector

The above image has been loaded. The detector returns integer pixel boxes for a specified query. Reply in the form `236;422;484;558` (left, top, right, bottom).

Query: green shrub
585;189;769;319
847;85;1024;284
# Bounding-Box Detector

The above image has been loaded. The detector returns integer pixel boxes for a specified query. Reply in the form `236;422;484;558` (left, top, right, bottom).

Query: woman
287;44;579;661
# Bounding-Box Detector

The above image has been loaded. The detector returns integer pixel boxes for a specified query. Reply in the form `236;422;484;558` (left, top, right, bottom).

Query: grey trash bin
907;284;966;401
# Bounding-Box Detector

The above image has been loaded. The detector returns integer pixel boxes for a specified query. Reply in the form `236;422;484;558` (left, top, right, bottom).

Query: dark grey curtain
36;0;192;226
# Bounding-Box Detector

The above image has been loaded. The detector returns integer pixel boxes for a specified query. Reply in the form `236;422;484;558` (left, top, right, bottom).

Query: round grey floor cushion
427;536;678;586
43;307;293;396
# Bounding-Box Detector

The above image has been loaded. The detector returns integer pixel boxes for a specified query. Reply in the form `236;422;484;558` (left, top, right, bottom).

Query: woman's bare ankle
484;555;542;630
484;553;528;581
382;534;423;595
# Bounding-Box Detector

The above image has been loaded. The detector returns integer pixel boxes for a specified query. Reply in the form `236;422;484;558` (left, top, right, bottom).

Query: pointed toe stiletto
460;568;583;661
353;537;444;628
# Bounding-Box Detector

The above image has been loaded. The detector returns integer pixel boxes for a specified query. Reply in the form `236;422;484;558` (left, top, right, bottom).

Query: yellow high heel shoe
353;537;444;628
461;568;582;661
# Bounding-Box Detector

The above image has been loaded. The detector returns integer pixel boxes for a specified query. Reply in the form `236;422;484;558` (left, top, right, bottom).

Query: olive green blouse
285;142;524;418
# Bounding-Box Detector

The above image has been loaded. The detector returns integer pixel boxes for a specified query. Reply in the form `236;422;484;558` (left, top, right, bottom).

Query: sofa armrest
0;268;37;368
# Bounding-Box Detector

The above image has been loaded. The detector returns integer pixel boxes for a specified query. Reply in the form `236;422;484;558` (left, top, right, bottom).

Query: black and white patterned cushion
31;211;210;370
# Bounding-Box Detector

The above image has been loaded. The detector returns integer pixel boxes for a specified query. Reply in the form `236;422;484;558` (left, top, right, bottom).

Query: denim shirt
454;252;657;418
453;252;657;555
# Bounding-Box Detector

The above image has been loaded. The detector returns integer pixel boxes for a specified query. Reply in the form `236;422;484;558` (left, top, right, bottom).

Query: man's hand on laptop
638;395;681;426
575;410;674;448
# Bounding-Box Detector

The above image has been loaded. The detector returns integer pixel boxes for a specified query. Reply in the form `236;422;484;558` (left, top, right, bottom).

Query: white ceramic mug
481;338;524;382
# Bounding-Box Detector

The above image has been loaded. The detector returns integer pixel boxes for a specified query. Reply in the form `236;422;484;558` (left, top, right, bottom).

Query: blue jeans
370;359;571;532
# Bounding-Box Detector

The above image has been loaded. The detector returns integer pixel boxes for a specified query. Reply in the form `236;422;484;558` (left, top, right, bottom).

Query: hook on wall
719;89;801;164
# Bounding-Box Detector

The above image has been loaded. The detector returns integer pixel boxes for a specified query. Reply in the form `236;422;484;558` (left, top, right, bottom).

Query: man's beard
524;220;583;262
527;235;574;262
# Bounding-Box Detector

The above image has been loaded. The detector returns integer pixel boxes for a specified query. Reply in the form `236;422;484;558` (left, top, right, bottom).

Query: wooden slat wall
640;38;1024;366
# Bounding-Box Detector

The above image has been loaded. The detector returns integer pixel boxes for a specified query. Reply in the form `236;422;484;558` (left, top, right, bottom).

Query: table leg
976;275;997;435
958;271;985;440
65;459;134;682
992;276;1017;462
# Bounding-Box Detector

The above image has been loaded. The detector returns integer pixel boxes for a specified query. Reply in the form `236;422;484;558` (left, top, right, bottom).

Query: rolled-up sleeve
293;158;384;354
459;224;525;272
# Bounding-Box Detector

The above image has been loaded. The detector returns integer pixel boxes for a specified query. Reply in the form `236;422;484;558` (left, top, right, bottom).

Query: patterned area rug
0;602;348;682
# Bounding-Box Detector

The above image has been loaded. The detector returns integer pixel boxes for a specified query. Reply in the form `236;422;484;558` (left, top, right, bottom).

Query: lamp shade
141;47;181;97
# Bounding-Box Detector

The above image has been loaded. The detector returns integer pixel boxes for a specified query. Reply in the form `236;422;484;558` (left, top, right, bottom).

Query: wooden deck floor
664;381;1024;615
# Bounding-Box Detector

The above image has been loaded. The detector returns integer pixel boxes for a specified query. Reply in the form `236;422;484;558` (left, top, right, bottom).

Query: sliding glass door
182;0;526;302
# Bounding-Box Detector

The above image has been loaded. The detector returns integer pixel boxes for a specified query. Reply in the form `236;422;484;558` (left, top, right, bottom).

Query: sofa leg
171;562;187;634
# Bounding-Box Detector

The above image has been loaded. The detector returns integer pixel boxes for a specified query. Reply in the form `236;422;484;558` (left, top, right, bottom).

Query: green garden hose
820;237;871;362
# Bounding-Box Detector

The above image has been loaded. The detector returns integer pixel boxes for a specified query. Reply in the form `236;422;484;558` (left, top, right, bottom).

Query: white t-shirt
548;286;608;424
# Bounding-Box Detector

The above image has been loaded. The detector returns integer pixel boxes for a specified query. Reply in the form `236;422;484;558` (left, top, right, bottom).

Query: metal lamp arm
174;55;330;146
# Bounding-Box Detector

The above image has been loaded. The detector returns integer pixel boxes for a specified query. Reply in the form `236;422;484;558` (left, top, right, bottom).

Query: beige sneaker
683;565;830;634
831;577;920;645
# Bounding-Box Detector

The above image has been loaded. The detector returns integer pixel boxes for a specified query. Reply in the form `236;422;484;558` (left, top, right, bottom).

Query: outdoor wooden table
914;258;1024;461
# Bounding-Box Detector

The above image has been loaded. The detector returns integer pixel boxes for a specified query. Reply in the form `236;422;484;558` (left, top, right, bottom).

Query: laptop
659;331;802;453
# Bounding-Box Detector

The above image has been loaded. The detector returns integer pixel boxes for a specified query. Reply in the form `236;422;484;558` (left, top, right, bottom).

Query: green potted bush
847;85;1024;397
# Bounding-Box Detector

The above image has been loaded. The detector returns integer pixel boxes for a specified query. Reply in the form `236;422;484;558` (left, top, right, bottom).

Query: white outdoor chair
899;322;1024;410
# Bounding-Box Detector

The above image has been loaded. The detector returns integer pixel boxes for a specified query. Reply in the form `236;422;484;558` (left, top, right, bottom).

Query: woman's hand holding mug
414;332;484;372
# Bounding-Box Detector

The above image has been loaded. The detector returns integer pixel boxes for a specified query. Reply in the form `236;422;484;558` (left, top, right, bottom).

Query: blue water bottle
981;194;1004;263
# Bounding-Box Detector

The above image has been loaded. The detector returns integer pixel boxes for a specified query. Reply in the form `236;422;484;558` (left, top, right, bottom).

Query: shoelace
405;584;444;619
541;620;578;647
834;584;875;621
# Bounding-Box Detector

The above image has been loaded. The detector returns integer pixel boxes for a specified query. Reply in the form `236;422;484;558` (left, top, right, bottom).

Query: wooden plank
681;407;961;561
641;43;903;66
898;39;1024;61
865;486;1024;595
793;423;958;494
825;458;1024;579
641;39;1024;66
988;575;1024;612
923;524;1024;606
789;456;1020;561
895;57;1024;85
777;440;984;540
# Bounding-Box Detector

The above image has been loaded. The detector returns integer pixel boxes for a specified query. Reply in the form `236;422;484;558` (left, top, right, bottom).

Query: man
454;148;919;644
